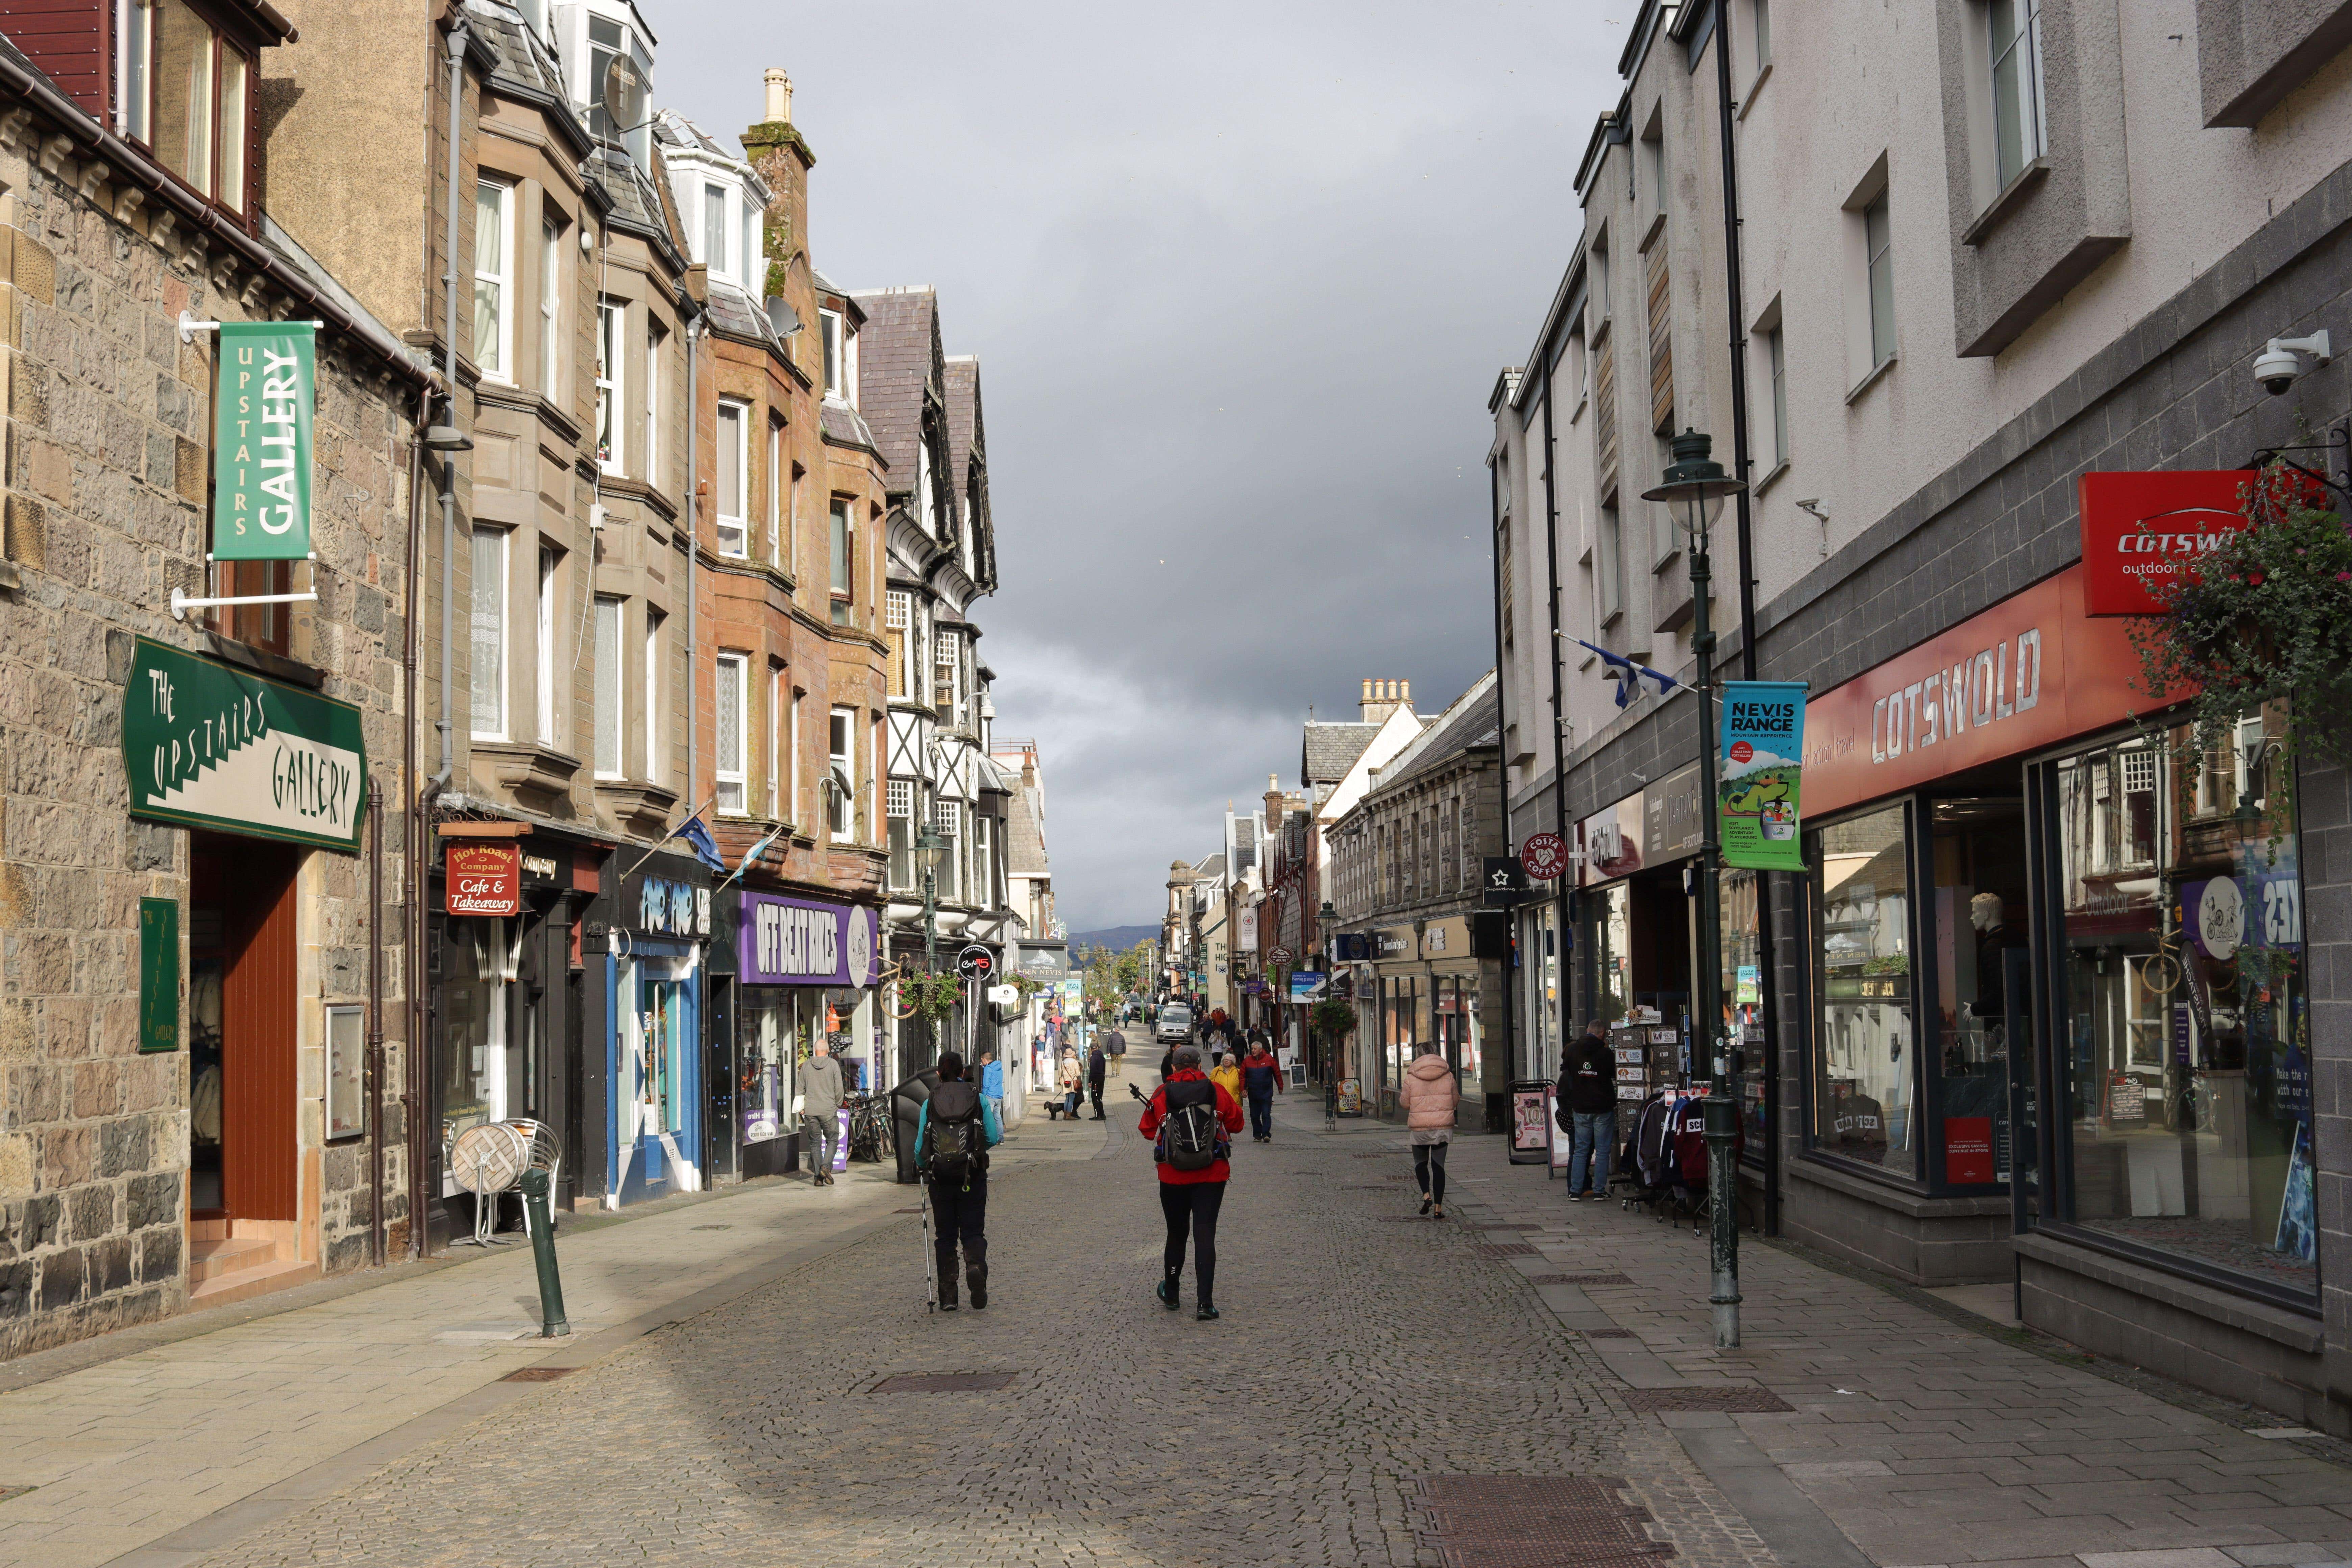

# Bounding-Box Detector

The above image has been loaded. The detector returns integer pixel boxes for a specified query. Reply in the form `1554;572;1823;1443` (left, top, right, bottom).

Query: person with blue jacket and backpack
915;1052;1004;1311
1134;1044;1245;1320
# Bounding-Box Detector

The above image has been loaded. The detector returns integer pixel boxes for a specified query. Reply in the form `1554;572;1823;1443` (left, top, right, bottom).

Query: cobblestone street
3;1092;2352;1567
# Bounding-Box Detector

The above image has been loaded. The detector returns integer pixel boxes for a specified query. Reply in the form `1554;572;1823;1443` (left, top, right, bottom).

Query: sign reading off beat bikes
1719;681;1805;872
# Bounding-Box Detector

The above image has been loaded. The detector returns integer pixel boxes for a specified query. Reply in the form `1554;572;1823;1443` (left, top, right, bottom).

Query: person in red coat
1136;1044;1246;1320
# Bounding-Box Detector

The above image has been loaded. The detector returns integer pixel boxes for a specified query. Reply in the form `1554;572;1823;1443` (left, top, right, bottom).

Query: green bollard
519;1168;570;1338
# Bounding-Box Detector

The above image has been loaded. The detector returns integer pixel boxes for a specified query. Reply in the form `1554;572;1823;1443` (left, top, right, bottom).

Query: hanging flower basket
891;970;963;1024
1309;997;1357;1041
2130;460;2352;767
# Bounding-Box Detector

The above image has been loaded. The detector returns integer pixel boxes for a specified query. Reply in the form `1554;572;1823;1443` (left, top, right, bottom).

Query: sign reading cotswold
2077;470;2252;616
122;637;367;853
211;321;316;561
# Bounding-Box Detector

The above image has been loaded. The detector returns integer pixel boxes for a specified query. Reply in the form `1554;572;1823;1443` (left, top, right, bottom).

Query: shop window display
740;995;798;1146
1931;799;2027;1186
1719;868;1767;1161
1592;882;1633;1028
1809;806;1915;1174
2050;710;2312;1297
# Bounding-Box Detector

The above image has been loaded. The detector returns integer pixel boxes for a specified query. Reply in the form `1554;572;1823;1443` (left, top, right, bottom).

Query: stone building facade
0;30;428;1351
1491;0;2352;1431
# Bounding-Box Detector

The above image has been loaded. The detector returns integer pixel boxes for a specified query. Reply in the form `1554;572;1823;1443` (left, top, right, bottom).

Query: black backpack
924;1079;986;1183
1158;1078;1223;1173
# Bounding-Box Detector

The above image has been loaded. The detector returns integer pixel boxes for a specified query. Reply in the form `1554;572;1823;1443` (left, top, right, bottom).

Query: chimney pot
764;67;792;124
1361;679;1372;701
1400;679;1411;703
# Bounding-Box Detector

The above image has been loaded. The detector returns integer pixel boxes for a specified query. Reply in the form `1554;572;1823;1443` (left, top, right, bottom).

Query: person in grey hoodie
801;1039;845;1186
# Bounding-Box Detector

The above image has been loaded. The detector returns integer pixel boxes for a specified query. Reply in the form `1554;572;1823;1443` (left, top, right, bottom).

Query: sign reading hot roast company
122;636;366;852
211;321;316;561
734;892;881;988
444;842;521;916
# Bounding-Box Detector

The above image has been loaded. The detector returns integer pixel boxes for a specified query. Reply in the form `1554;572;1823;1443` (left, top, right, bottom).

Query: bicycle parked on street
845;1093;895;1163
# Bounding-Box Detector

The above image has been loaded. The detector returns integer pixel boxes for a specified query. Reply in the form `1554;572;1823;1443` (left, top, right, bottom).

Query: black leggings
1159;1181;1226;1302
1414;1142;1449;1203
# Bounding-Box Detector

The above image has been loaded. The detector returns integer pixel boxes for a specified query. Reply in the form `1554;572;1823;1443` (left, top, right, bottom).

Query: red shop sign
2077;470;2252;616
1944;1115;1995;1185
1803;565;2189;819
445;841;521;917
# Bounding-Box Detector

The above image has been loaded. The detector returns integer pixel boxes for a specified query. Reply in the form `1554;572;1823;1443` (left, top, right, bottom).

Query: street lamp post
914;827;951;1066
1642;428;1749;1350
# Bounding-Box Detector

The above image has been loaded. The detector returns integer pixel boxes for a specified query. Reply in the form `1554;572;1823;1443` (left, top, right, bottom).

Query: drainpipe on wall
1539;381;1572;1077
436;21;467;794
1487;455;1518;1127
1713;0;1778;1237
684;313;700;814
398;399;428;1259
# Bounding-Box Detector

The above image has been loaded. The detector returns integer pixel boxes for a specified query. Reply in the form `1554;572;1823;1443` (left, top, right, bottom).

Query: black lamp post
1641;427;1749;1350
915;827;951;973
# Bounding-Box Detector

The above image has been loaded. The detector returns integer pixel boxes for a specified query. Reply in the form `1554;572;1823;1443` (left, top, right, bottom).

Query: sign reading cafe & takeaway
122;637;367;853
211;322;317;562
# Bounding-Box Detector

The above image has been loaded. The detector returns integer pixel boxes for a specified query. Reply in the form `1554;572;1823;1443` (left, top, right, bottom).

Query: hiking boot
1195;1302;1220;1321
1419;1195;1433;1216
967;1264;989;1311
1156;1274;1180;1310
937;1272;958;1312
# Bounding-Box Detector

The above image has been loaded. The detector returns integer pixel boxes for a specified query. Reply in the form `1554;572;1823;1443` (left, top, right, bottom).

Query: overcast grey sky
660;0;1632;931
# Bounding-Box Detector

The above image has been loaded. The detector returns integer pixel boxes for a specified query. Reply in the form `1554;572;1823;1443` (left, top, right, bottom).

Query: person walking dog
915;1052;1002;1311
1398;1042;1459;1218
800;1037;844;1185
1135;1044;1244;1320
1559;1019;1617;1201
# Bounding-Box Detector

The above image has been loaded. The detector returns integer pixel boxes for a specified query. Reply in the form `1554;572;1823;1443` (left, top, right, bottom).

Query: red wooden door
221;842;300;1221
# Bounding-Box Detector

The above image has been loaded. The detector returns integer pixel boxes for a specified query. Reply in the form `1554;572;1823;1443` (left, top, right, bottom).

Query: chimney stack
1360;678;1413;725
764;67;792;124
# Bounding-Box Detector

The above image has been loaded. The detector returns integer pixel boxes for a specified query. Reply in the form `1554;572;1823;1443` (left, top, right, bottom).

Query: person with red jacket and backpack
1134;1044;1245;1320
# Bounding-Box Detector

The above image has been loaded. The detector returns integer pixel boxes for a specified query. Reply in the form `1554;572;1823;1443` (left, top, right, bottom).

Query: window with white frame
973;813;992;909
767;664;784;818
933;798;961;902
643;608;664;782
593;596;623;777
788;689;803;825
645;319;665;485
933;629;958;722
595;299;622;471
702;181;729;276
887;778;914;890
1767;324;1788;467
469;526;508;739
1751;0;1771;73
885;591;912;699
1989;0;2047;190
540;216;563;394
474;180;514;382
1864;190;1895;368
787;464;803;579
588;13;654;168
741;196;759;292
820;309;843;397
871;715;884;847
1598;501;1624;625
829;498;853;626
536;545;559;745
715;652;748;814
766;422;783;568
715;400;749;556
827;708;855;841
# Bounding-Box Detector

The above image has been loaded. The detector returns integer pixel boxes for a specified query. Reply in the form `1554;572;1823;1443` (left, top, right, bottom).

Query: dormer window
587;11;653;167
820;309;843;397
117;0;254;216
701;182;728;276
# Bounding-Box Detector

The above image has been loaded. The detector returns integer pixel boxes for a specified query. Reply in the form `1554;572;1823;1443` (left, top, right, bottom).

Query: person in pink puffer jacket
1398;1043;1460;1219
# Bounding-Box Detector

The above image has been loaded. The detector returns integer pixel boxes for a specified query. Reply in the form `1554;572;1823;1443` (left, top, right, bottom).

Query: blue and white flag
1566;636;1680;707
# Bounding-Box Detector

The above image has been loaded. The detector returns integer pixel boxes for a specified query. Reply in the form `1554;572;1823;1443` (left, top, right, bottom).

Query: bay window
715;653;747;815
469;527;507;740
829;497;853;625
474;181;514;381
716;400;749;556
828;707;855;841
595;299;623;472
593;597;623;778
643;608;664;783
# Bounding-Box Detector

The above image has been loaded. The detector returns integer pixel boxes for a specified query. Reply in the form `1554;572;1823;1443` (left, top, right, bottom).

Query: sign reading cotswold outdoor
211;321;316;561
122;636;367;852
1718;681;1806;871
2077;470;2252;616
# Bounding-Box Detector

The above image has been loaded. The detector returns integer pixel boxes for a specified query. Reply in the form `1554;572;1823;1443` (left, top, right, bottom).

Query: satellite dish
602;51;646;134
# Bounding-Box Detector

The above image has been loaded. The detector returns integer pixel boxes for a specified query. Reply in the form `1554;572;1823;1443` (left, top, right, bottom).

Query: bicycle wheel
2138;948;2185;997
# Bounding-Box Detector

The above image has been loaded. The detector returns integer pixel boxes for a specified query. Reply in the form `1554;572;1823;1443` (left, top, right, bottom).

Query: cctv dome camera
2255;346;2303;396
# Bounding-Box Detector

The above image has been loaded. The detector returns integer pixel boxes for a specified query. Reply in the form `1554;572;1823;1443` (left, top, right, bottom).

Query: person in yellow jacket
1209;1052;1244;1111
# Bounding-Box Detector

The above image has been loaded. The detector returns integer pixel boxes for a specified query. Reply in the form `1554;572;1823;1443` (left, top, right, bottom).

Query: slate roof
464;0;573;104
851;288;940;499
1367;678;1500;798
820;398;880;455
1005;785;1049;876
944;356;982;480
1302;721;1382;786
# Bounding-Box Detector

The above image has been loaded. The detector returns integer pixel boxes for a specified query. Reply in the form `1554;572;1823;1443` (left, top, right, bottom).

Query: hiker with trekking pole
1132;1043;1245;1321
914;1052;1002;1312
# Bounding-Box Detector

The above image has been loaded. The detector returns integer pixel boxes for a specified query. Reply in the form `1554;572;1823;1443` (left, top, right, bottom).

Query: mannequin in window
1950;891;2024;1075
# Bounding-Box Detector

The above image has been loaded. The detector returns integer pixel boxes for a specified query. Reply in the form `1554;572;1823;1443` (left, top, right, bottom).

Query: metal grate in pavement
499;1367;579;1382
1479;1243;1540;1257
1527;1272;1635;1287
1621;1387;1791;1414
871;1372;1018;1394
1579;1328;1638;1339
1420;1475;1670;1567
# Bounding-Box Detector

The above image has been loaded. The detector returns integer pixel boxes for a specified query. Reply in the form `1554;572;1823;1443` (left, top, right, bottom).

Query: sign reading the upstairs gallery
1718;681;1806;871
122;637;367;852
211;321;316;561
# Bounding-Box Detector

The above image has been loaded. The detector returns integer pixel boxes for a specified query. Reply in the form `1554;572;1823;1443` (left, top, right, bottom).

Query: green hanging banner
1719;681;1807;872
210;321;316;561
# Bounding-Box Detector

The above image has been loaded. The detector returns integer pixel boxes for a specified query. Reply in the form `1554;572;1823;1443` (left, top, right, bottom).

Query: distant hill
1067;925;1157;955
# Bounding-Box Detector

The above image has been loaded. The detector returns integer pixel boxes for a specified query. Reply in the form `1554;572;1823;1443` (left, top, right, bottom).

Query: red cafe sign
2077;470;2252;616
1804;565;2187;818
445;841;521;916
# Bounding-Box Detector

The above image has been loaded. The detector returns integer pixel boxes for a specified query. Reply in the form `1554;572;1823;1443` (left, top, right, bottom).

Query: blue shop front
593;851;714;1208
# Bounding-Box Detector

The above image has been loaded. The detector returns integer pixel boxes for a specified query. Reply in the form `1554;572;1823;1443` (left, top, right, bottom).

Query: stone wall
0;115;416;1355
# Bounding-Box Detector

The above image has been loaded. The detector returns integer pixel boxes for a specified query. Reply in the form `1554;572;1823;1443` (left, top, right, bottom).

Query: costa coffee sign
2078;470;2252;616
1804;565;2187;817
445;842;520;916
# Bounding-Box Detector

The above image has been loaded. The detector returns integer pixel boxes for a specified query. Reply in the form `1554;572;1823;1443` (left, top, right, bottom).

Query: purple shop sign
736;893;880;988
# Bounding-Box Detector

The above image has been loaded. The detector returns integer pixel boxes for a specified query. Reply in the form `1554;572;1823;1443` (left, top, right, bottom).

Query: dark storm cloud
658;0;1632;928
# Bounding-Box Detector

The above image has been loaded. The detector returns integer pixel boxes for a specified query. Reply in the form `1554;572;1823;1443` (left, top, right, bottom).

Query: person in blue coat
978;1049;1005;1127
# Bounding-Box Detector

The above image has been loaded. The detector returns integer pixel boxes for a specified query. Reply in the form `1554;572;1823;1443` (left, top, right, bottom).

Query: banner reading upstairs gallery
211;321;316;561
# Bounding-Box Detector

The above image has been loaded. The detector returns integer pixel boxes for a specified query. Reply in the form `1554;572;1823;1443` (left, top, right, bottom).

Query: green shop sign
211;321;315;561
122;636;367;853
